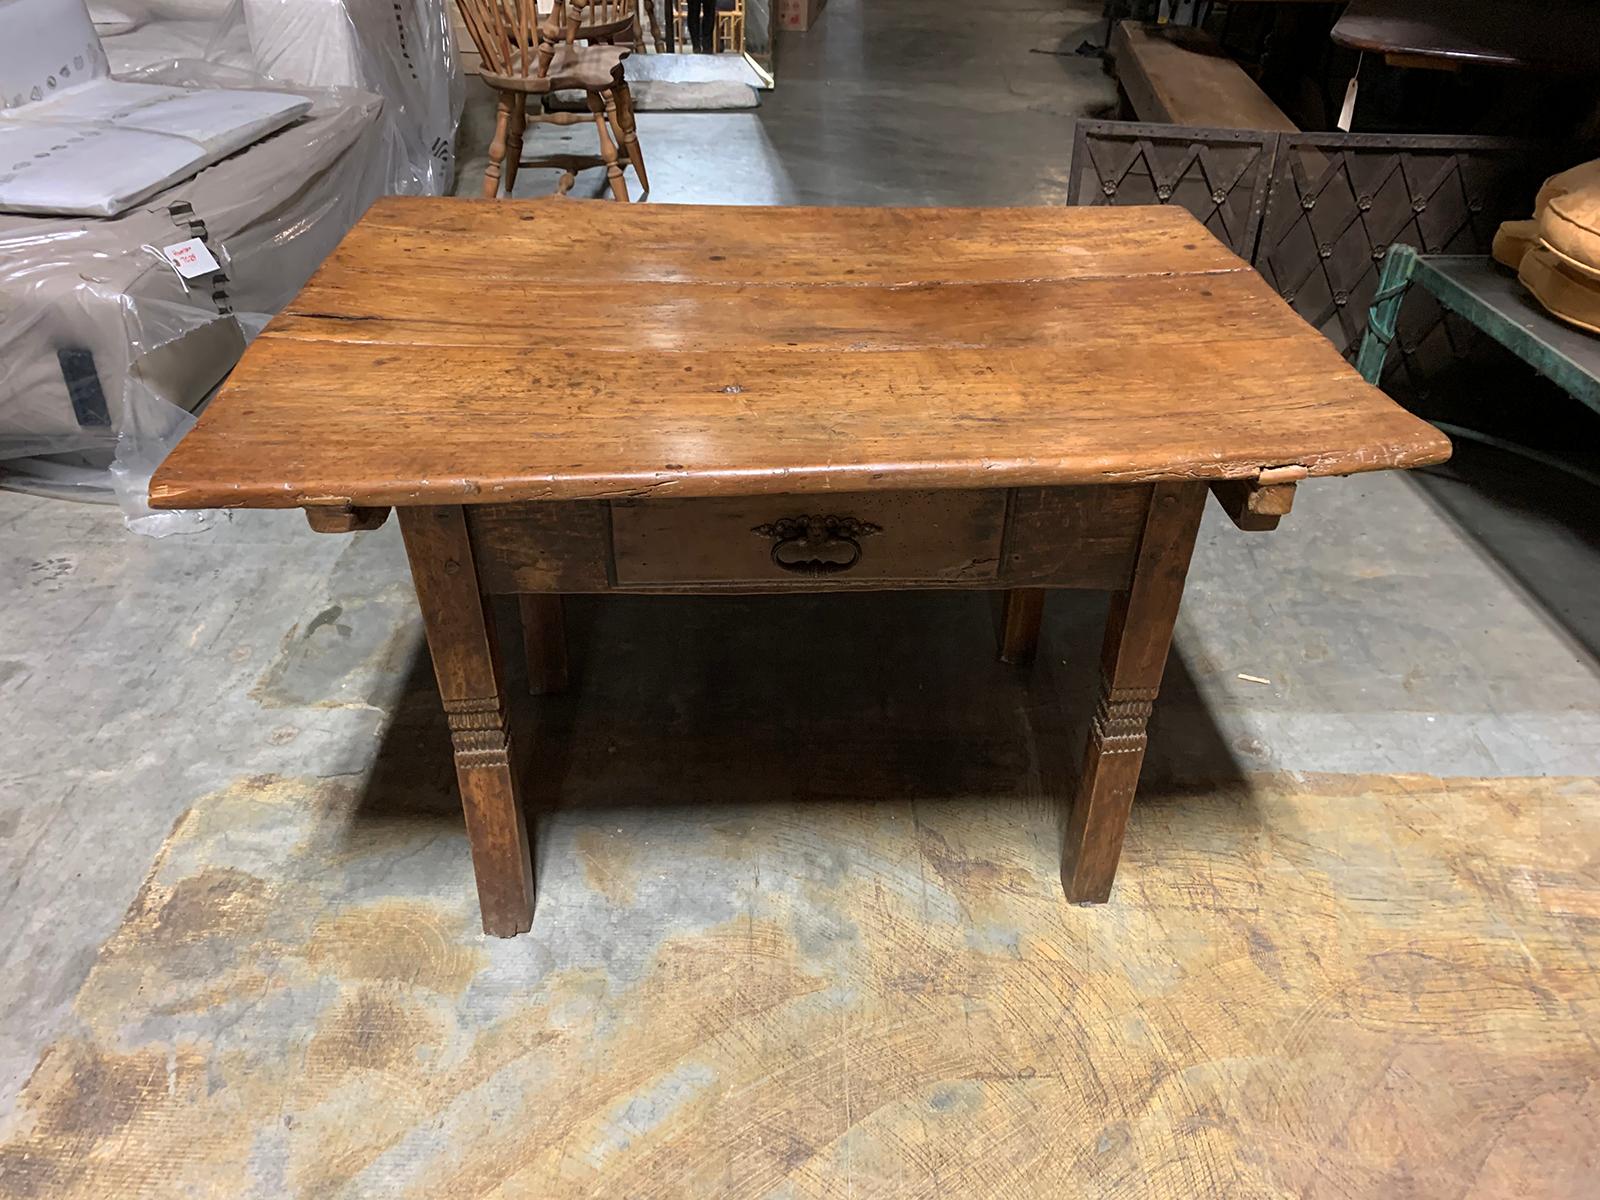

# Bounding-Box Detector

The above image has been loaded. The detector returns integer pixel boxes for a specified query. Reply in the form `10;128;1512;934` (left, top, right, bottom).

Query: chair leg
586;90;630;201
503;93;526;197
612;81;648;197
642;0;667;52
483;90;513;199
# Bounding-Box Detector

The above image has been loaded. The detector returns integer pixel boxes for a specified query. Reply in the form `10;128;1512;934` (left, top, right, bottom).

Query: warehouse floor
3;0;1599;1194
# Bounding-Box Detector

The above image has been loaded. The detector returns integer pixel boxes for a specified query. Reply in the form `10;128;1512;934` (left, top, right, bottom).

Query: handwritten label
162;237;220;279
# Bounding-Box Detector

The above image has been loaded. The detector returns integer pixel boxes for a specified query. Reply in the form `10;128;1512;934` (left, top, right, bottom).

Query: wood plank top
149;199;1450;510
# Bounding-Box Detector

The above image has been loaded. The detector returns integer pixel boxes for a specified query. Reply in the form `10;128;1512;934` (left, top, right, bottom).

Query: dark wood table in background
1333;0;1600;74
150;199;1450;937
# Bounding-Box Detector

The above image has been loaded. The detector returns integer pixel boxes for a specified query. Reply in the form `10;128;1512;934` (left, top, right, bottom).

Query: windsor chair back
453;0;647;199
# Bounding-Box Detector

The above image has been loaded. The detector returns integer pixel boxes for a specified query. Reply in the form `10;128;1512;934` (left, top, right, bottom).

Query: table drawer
610;490;1007;587
466;485;1150;594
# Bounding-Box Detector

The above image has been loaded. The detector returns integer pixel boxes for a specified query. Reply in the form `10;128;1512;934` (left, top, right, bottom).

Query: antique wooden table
150;199;1450;937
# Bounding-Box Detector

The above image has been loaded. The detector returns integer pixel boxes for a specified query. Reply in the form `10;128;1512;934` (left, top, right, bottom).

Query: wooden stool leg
587;90;630;201
1061;483;1205;904
399;507;535;937
641;0;666;52
483;90;513;199
612;81;648;197
519;594;569;695
999;588;1045;665
503;93;526;197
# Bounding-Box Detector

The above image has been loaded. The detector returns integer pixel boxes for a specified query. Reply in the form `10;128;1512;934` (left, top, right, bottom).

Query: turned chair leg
503;93;527;197
483;90;513;199
519;594;569;695
999;589;1045;665
640;0;666;52
611;82;648;197
1061;483;1206;904
586;90;630;201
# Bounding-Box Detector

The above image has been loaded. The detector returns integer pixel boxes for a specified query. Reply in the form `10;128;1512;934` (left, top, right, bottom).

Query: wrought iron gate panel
1255;133;1538;367
1068;121;1555;392
1066;120;1276;258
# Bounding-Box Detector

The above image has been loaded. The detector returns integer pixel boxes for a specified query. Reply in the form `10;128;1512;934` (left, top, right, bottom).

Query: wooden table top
149;199;1450;510
1332;0;1600;74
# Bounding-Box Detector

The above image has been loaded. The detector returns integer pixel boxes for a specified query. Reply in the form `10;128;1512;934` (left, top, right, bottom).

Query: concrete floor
2;0;1599;1182
457;0;1118;205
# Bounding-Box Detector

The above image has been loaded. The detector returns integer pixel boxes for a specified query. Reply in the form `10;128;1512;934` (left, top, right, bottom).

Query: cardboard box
777;0;826;32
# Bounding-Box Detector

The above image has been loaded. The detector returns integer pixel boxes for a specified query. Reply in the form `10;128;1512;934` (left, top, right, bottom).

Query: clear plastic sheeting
0;74;388;533
91;0;463;195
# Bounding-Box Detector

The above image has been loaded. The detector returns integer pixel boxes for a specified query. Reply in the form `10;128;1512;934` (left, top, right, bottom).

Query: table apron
466;484;1155;595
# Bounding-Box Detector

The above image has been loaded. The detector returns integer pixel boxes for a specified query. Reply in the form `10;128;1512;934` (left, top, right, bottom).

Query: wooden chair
716;0;744;53
567;0;666;54
454;0;647;200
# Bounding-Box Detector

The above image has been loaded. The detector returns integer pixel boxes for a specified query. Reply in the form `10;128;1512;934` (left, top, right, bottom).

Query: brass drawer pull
753;515;882;575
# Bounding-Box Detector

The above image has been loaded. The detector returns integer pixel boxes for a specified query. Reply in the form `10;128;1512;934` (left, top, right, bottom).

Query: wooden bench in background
1110;20;1298;132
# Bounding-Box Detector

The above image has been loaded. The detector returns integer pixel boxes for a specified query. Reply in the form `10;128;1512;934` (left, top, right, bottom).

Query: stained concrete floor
2;0;1600;1182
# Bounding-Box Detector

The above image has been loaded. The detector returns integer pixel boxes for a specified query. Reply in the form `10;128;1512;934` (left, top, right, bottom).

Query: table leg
1061;482;1205;904
399;507;535;937
519;593;569;695
998;588;1045;665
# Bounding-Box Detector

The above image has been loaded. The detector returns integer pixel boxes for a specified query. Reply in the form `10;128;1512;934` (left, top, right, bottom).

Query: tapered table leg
399;506;535;936
519;593;569;695
1062;482;1206;904
999;588;1045;665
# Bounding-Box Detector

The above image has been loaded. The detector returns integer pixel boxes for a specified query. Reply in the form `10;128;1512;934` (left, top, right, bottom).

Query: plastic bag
0;70;390;530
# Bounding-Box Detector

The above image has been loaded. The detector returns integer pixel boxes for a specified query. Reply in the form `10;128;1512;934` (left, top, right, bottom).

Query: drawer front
610;490;1007;587
466;485;1151;594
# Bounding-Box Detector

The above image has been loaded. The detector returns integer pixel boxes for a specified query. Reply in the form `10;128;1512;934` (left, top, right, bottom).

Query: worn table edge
147;439;1452;512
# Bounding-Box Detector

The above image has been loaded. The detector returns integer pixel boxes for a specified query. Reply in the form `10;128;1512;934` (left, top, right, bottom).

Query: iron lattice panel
1255;133;1540;382
1067;120;1276;258
1067;121;1553;393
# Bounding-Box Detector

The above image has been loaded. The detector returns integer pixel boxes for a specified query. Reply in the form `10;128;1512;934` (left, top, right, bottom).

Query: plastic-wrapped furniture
91;0;463;194
0;0;311;215
0;72;388;520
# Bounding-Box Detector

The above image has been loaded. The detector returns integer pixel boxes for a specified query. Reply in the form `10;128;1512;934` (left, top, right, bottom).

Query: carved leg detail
483;91;513;199
400;507;535;937
444;696;512;767
1091;685;1158;755
444;695;534;932
1061;681;1156;902
1061;483;1205;905
999;588;1045;665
